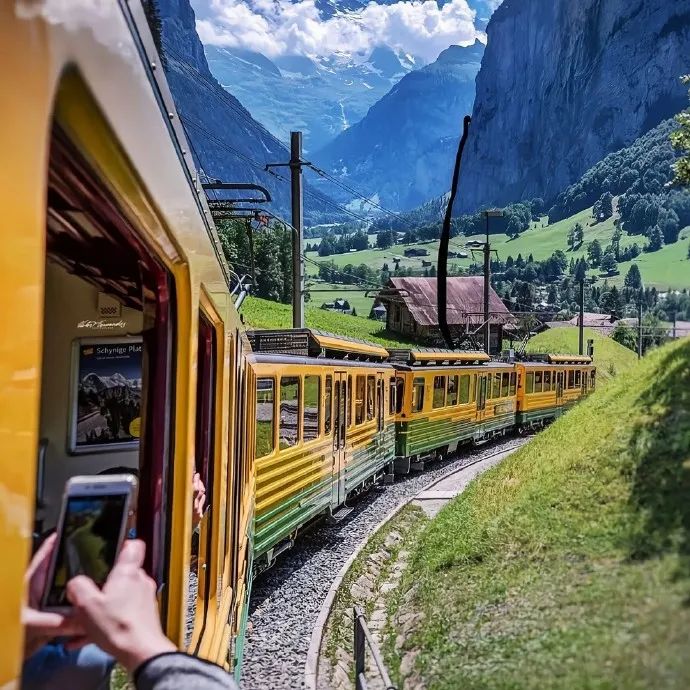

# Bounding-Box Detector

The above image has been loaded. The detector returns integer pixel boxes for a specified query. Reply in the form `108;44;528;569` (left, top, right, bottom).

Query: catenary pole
290;132;304;328
578;279;585;355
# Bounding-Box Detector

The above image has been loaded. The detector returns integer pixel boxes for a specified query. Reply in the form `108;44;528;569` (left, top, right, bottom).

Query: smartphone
42;474;138;612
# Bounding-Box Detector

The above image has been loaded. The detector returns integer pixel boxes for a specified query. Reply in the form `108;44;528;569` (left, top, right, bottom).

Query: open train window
509;372;517;396
279;377;300;449
526;372;534;393
303;375;320;441
459;375;470;404
433;376;446;409
195;313;216;511
255;379;275;458
568;370;575;388
412;377;425;412
575;370;581;387
324;376;333;434
389;377;397;415
39;124;175;587
348;375;354;427
544;371;552;390
501;373;510;397
447;376;459;406
590;370;596;389
367;376;376;421
355;375;365;424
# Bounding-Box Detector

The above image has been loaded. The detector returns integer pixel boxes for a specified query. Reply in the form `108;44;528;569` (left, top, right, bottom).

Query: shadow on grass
627;339;690;591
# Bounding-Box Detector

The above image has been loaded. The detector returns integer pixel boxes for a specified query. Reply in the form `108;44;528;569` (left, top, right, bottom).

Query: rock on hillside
458;0;690;212
157;0;334;220
314;40;485;211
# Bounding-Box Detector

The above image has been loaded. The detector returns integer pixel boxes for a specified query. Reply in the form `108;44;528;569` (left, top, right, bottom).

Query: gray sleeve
134;652;239;690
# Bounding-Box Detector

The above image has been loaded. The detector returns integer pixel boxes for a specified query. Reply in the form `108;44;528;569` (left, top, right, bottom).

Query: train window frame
324;375;333;434
447;375;459;406
412;377;425;413
348;375;353;427
492;372;501;399
279;376;301;449
459;375;470;404
501;372;509;397
534;371;543;393
509;372;517;396
575;369;581;387
544;371;551;391
470;374;477;403
526;372;534;394
355;375;366;425
432;375;446;409
568;369;575;388
303;375;320;442
389;377;396;416
395;378;404;414
366;375;376;421
255;378;275;459
590;370;596;389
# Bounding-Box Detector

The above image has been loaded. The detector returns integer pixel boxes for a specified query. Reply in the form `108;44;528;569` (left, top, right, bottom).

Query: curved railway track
241;435;532;690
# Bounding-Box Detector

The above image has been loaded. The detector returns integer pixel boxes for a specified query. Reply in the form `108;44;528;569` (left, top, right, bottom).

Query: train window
492;372;501;399
509;372;517;396
471;374;477;403
412;377;425;412
544;371;551;391
526;372;534;394
459;375;470;404
303;375;320;442
367;376;376;421
534;371;543;393
345;376;354;426
432;376;446;408
396;378;404;414
279;376;301;449
568;370;575;388
355;375;365;424
447;375;459;406
389;377;396;415
501;373;509;397
575;369;581;387
325;376;333;434
255;379;275;458
591;370;596;389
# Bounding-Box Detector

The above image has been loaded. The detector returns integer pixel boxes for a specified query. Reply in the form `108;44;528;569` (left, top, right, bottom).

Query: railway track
241;434;531;690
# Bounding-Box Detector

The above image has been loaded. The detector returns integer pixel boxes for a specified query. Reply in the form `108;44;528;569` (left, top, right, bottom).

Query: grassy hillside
526;326;638;383
389;338;690;689
241;296;414;348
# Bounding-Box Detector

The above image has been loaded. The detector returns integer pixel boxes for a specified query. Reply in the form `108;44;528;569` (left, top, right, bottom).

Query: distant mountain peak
367;45;404;77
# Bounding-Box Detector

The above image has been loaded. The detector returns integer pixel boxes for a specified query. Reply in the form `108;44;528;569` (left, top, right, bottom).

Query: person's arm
67;540;238;689
134;652;238;690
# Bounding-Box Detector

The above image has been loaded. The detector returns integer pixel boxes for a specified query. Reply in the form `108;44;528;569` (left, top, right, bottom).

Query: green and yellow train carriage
389;349;519;472
515;355;595;429
246;331;396;573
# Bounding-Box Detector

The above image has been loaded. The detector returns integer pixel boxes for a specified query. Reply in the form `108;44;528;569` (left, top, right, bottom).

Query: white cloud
197;0;482;64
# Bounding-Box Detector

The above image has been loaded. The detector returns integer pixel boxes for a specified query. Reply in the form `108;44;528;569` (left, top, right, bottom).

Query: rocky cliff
315;40;484;211
458;0;690;212
157;0;334;219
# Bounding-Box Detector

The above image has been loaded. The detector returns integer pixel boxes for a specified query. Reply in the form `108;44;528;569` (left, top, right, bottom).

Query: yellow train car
0;2;251;684
390;350;518;472
516;355;595;429
245;331;396;572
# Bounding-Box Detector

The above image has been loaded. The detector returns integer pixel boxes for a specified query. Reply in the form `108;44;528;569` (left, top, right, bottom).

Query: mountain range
312;40;484;210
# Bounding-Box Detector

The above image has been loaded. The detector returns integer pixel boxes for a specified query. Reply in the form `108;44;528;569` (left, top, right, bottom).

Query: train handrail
353;606;397;690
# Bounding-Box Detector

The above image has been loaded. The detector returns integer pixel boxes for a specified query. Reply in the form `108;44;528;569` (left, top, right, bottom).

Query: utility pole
482;210;503;355
266;131;307;328
578;279;585;355
637;289;643;360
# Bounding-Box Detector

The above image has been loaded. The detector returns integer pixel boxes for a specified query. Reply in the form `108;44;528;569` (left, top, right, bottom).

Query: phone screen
44;493;128;607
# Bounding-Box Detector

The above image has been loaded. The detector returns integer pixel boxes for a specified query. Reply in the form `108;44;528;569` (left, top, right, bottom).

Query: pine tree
671;75;690;185
600;251;618;275
623;263;642;290
647;225;664;252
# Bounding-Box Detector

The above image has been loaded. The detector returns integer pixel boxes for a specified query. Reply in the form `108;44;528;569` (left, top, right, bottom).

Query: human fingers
26;533;57;605
114;538;146;569
66;575;102;613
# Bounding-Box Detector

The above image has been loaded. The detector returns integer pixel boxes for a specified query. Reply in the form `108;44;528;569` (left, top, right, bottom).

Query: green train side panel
344;425;396;494
516;401;576;425
396;412;515;458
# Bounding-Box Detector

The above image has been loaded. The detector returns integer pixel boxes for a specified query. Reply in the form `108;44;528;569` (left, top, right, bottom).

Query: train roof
387;348;490;366
522;353;594;365
246;329;389;361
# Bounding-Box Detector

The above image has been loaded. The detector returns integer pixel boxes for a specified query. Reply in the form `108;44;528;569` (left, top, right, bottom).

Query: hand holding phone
41;475;137;612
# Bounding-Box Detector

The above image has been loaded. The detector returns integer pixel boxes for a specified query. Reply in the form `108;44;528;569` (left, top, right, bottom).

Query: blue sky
192;0;501;64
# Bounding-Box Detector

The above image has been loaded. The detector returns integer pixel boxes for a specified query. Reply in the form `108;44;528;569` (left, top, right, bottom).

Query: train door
376;374;385;432
556;371;564;405
331;371;348;506
476;374;488;422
